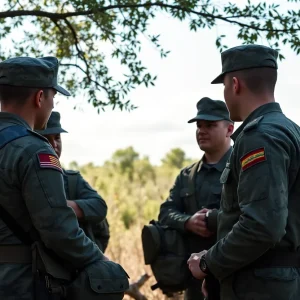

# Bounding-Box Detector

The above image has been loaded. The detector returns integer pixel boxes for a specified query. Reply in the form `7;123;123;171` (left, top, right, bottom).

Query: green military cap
211;44;278;84
188;97;233;123
36;111;68;135
0;56;70;96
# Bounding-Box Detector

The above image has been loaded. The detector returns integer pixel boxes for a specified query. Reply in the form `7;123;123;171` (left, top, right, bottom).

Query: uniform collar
0;112;32;130
198;146;233;172
231;102;282;142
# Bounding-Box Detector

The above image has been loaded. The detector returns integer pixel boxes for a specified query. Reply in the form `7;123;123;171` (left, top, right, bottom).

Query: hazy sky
38;1;300;167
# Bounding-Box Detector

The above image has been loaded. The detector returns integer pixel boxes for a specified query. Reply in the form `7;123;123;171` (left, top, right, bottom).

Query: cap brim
211;73;225;84
54;85;71;96
188;114;225;123
36;127;68;135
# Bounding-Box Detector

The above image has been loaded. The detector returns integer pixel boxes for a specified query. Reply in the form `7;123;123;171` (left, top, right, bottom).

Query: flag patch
240;147;266;171
37;153;62;173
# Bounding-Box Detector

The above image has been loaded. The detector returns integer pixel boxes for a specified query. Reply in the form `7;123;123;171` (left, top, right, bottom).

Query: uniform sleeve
20;147;104;269
72;173;107;223
158;173;191;232
206;131;290;280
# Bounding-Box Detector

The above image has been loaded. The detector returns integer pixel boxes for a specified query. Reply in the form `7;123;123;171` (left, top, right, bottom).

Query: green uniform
159;150;231;299
64;169;110;252
0;113;104;299
158;96;233;300
205;44;300;300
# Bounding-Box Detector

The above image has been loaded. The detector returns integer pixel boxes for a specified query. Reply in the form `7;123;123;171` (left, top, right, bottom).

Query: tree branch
125;273;150;300
0;2;299;33
60;62;109;92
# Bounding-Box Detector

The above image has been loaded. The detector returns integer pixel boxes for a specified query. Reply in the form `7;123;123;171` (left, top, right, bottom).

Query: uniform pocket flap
87;261;130;294
211;185;222;195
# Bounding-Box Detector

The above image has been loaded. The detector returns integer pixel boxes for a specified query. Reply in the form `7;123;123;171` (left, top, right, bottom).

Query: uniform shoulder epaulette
64;169;79;175
27;129;50;142
243;116;264;132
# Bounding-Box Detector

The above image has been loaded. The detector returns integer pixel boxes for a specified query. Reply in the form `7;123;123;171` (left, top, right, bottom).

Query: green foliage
69;146;197;229
162;147;186;169
0;0;299;111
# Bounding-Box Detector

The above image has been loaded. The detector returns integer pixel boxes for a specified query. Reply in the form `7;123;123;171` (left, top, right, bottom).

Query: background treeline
65;147;198;299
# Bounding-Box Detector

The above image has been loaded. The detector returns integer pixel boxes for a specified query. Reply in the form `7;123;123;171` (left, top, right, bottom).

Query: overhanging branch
0;2;299;33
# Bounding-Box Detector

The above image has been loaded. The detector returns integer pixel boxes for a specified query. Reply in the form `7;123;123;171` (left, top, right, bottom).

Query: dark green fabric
205;102;300;299
188;97;233;123
64;170;110;252
141;220;191;296
211;44;278;84
0;112;103;299
66;260;129;300
36;111;67;135
158;149;231;300
0;56;70;96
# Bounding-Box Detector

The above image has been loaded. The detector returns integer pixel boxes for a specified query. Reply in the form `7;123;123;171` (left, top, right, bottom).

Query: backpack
66;171;110;252
141;161;201;296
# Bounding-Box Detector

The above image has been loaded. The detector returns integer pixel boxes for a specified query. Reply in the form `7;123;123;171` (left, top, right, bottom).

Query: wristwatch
199;254;210;275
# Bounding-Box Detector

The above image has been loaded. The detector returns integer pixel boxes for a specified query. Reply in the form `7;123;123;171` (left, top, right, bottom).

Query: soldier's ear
232;77;240;95
226;123;234;137
34;89;44;108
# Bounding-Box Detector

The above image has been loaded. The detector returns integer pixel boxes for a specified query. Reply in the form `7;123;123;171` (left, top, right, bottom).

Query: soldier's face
196;120;232;152
43;133;62;158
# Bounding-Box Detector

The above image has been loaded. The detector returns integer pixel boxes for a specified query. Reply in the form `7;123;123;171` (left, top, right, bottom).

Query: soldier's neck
239;94;275;121
1;105;35;129
204;144;231;164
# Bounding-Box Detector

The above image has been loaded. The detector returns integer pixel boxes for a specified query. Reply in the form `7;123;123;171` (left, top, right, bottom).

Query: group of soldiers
0;43;299;300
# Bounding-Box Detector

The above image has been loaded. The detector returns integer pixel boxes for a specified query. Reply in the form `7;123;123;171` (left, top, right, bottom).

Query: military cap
211;44;278;84
188;97;233;123
36;111;68;135
0;56;70;96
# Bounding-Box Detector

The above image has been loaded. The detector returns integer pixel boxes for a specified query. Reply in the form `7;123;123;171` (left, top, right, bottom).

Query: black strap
0;125;34;245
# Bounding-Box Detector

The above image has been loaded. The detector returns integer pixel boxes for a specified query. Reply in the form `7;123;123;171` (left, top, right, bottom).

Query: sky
5;0;300;167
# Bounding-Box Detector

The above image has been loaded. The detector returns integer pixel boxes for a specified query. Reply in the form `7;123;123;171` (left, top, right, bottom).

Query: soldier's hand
187;251;207;280
184;210;214;237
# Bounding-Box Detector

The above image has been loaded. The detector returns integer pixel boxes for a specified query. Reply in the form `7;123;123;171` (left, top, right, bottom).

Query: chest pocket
208;184;222;209
180;188;198;214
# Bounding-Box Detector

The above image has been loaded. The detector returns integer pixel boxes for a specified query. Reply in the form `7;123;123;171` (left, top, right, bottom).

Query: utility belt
0;242;129;300
244;249;300;270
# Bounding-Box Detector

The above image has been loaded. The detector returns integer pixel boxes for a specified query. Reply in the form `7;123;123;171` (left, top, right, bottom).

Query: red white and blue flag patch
37;153;62;173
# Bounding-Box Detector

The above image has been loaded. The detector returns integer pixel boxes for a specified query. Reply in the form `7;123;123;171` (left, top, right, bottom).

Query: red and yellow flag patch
240;147;266;171
37;153;62;173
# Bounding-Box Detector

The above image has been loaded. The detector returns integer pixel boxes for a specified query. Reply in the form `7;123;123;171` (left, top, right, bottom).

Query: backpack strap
187;159;203;212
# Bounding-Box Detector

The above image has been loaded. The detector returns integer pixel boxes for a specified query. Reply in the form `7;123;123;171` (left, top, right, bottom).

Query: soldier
188;44;300;300
158;97;234;300
0;57;106;299
37;111;110;252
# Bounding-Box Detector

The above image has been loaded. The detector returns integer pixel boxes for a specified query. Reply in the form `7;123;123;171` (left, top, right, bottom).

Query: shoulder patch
64;169;79;175
243;116;264;132
37;153;62;173
240;147;266;171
